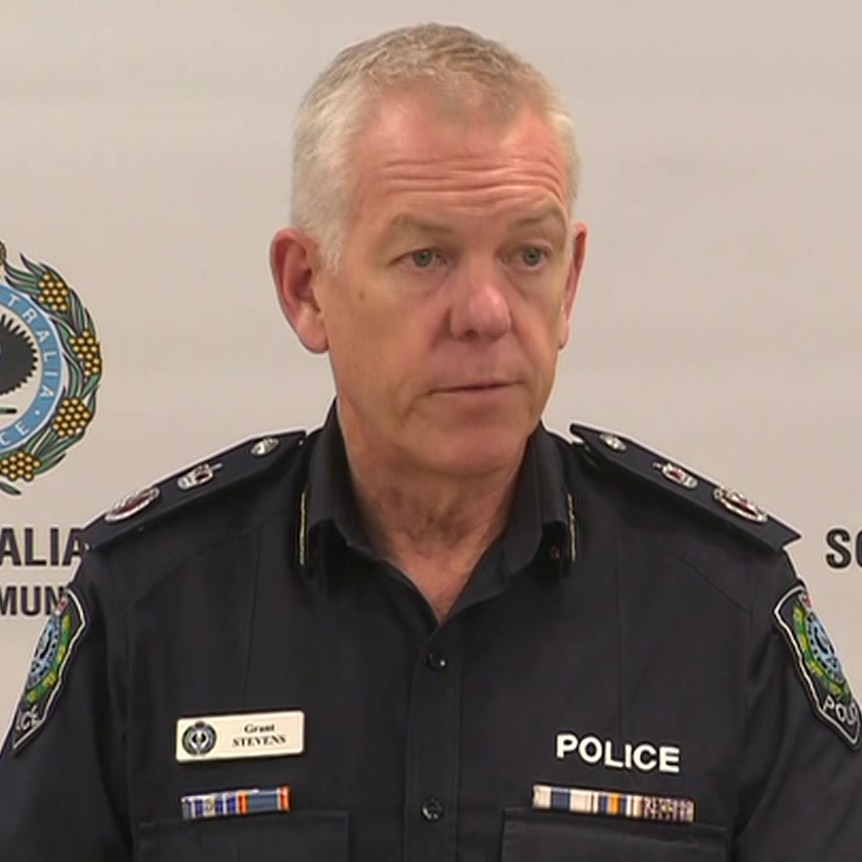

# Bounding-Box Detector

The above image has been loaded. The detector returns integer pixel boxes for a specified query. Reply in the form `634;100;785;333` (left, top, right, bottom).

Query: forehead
347;89;570;227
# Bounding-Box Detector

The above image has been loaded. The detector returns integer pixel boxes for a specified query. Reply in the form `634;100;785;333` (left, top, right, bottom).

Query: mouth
438;382;514;393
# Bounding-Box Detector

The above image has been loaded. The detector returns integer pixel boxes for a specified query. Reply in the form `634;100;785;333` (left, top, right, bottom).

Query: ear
269;227;330;354
558;222;588;350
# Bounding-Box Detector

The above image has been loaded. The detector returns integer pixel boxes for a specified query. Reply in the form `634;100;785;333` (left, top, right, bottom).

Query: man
0;22;859;861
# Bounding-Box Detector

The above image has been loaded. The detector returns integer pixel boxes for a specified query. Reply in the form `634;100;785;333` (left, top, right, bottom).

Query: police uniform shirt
0;406;860;861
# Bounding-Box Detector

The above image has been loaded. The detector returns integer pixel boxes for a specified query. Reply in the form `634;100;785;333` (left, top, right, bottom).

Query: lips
439;382;513;392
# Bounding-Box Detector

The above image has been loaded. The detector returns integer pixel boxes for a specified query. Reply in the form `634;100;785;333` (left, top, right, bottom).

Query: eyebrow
384;205;568;237
384;213;456;236
508;205;568;232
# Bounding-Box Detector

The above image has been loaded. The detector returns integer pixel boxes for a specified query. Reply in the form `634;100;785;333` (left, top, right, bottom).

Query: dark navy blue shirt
0;407;859;861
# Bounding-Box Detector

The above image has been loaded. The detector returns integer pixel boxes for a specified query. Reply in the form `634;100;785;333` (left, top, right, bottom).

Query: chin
409;388;540;474
431;424;531;477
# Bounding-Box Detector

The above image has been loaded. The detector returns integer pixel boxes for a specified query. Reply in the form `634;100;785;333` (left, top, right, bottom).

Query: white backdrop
1;0;861;730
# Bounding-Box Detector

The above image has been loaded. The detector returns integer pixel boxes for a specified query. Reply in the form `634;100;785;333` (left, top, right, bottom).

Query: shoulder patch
13;589;87;753
569;422;800;552
83;431;305;551
774;584;860;749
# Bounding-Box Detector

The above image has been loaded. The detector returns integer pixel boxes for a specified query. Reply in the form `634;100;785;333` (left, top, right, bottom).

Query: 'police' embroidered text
556;733;681;774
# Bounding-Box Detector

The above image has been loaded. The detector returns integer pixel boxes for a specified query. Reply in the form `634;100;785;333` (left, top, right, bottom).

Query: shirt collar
299;401;575;578
305;401;368;553
502;422;574;577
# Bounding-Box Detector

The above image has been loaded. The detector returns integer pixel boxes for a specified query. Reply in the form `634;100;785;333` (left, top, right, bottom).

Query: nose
448;260;512;341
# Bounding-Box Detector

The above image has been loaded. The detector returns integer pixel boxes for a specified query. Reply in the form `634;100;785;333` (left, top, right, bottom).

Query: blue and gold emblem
12;590;87;752
774;584;860;749
0;240;102;496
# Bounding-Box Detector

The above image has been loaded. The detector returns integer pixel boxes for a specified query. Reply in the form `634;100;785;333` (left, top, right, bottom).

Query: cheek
323;288;429;393
516;292;567;360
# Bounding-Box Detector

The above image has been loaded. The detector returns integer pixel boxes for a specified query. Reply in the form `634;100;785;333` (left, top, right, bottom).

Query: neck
352;453;521;561
337;409;525;616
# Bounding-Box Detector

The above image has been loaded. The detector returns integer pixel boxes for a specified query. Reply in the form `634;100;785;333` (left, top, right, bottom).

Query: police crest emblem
774;584;861;749
0;241;102;496
12;589;87;751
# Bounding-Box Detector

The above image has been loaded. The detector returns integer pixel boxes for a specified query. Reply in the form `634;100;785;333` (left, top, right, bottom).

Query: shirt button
426;652;448;671
548;545;562;561
421;797;445;822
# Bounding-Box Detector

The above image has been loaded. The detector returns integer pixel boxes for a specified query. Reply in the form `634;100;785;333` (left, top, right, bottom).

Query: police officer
1;22;860;861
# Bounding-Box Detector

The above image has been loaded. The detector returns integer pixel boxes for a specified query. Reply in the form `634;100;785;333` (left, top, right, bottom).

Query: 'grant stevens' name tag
176;711;305;763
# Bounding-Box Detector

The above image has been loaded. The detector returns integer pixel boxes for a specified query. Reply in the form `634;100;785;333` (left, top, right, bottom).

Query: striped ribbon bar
181;786;291;821
532;784;695;824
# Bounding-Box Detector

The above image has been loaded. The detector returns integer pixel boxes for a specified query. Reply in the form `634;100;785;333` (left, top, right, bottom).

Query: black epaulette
83;430;306;551
569;422;800;552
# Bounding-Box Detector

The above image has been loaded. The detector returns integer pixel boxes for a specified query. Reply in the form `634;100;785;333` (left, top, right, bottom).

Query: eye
519;246;549;268
409;249;441;268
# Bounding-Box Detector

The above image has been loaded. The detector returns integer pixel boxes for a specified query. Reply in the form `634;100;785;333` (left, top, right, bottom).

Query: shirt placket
401;619;463;862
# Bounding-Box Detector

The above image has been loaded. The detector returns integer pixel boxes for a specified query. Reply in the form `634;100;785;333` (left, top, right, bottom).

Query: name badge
176;710;305;763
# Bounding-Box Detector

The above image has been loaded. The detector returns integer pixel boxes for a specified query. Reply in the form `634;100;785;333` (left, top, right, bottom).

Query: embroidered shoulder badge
12;589;87;753
774;584;860;749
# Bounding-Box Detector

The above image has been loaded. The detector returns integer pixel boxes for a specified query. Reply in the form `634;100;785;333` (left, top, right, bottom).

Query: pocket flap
502;809;727;861
139;810;348;862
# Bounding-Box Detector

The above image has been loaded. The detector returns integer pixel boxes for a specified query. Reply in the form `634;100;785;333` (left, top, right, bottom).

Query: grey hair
290;22;580;270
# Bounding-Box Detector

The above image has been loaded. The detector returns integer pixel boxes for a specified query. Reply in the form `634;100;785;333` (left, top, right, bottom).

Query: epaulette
569;422;800;552
83;430;306;551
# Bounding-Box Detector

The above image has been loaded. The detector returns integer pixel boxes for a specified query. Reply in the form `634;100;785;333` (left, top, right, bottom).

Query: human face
278;91;587;477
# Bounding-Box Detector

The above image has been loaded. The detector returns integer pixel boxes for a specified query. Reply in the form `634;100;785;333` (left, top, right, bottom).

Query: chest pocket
502;810;727;861
138;810;348;862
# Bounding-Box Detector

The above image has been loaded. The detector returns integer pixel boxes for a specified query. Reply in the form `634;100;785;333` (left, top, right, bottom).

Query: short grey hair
290;23;580;269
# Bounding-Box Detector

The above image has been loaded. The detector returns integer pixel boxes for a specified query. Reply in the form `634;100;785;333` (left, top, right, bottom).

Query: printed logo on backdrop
0;240;102;497
0;241;93;618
